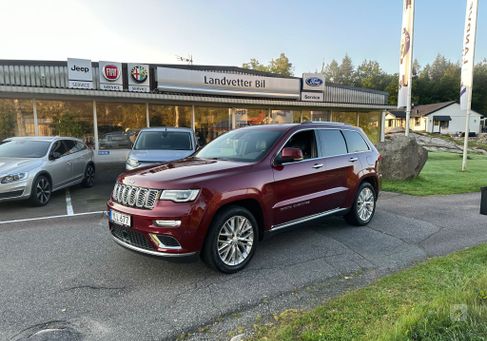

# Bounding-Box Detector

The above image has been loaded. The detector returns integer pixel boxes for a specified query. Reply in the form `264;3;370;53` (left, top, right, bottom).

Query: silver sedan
0;137;95;206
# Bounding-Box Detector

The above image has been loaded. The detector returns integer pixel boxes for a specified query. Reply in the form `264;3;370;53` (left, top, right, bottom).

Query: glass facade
0;98;383;150
0;99;35;140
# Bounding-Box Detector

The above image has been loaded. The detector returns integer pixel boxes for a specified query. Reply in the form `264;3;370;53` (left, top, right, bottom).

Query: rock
377;134;428;180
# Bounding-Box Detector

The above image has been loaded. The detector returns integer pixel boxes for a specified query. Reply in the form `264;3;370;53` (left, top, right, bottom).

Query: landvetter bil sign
156;67;300;99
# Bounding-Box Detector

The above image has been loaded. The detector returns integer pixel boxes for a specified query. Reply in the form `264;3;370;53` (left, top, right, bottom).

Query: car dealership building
0;59;393;161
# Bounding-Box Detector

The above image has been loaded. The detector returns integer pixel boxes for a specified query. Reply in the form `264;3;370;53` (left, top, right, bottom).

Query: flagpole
405;1;415;137
461;0;479;171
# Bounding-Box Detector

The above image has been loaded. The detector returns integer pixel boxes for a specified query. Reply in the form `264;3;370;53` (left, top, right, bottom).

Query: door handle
312;163;324;169
349;157;359;162
66;161;72;166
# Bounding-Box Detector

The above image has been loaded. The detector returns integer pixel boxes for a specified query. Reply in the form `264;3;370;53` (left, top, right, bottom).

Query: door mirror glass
280;147;304;163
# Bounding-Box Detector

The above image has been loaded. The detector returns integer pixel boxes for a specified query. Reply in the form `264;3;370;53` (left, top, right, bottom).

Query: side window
76;142;87;151
62;140;77;154
282;130;317;160
317;129;348;157
342;130;370;153
50;141;68;157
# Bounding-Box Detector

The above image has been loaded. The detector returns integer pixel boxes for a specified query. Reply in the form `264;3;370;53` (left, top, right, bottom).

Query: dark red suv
107;122;381;273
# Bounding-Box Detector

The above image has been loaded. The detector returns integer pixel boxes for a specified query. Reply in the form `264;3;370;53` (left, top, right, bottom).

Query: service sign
301;91;324;102
98;61;123;91
128;64;150;92
156;67;300;99
302;73;325;91
67;58;93;89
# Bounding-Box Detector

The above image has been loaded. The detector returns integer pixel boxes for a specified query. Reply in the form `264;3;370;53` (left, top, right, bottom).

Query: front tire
202;206;258;274
344;182;376;226
30;175;52;206
81;163;95;188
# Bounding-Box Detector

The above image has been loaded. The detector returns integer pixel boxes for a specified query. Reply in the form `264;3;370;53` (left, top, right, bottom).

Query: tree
355;60;385;89
322;59;340;83
242;53;294;76
338;54;355;85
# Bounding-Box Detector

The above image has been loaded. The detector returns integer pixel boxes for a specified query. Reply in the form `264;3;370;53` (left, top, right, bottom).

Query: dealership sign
301;91;324;102
128;64;150;92
98;61;123;91
67;58;93;89
302;73;325;91
156;67;300;99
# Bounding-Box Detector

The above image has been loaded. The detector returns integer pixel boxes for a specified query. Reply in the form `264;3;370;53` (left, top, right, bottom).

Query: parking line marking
0;211;106;225
65;189;74;216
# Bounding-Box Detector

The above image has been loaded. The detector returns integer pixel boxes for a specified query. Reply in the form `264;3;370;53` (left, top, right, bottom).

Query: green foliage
242;53;293;76
252;244;487;341
382;152;487;195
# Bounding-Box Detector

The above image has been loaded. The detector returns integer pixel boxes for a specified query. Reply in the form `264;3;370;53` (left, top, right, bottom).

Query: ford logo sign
305;77;323;87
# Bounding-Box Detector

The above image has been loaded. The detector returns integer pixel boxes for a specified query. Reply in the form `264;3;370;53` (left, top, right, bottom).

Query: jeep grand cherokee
107;122;381;273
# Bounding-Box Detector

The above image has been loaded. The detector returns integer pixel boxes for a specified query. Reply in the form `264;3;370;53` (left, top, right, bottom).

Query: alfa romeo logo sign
131;65;148;83
103;64;120;81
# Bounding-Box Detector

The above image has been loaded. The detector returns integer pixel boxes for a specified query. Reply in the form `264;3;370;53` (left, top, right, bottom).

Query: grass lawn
251;244;487;341
382;152;487;196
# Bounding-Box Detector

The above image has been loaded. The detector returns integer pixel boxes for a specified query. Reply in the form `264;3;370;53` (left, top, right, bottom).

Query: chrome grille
112;183;159;209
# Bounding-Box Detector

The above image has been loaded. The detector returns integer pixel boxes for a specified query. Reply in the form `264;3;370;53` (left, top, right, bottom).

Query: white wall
424;103;482;134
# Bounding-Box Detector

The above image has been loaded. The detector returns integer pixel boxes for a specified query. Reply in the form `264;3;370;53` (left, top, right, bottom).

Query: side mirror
279;147;304;163
49;151;61;160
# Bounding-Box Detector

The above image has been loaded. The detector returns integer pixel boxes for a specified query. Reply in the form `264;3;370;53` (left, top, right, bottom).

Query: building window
415;117;421;126
440;121;449;129
96;102;147;150
149;105;191;128
194;107;230;146
36;100;95;148
0;99;35;140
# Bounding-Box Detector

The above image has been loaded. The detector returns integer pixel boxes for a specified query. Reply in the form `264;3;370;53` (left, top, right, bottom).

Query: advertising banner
460;0;479;110
397;0;415;108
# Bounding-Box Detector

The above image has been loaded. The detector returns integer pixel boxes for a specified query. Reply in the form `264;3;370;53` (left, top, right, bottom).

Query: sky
1;0;486;75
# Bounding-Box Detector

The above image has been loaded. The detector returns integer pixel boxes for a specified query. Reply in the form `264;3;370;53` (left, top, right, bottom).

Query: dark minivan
107;122;381;273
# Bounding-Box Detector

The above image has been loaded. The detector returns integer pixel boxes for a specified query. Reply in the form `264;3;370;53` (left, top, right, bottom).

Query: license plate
110;210;131;227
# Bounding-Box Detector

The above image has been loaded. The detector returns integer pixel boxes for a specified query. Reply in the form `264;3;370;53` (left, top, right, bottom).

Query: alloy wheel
217;215;254;266
85;166;95;186
357;187;375;222
36;178;51;205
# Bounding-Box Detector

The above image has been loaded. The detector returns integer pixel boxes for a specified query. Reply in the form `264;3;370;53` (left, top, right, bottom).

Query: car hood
128;149;194;163
0;157;43;176
119;157;253;188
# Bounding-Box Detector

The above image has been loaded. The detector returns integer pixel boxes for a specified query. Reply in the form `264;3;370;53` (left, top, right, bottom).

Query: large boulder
377;134;428;180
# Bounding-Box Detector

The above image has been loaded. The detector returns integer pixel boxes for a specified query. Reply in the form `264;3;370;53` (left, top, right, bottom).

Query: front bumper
107;197;208;257
0;180;32;202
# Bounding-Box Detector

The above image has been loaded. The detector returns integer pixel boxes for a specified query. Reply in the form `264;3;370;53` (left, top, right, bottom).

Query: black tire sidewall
30;175;51;206
204;206;258;274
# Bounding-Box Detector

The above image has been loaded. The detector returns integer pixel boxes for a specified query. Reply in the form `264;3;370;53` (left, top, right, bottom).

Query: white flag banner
398;0;415;108
460;0;479;111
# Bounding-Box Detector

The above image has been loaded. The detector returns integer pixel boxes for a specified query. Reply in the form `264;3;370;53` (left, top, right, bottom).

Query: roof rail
301;121;345;125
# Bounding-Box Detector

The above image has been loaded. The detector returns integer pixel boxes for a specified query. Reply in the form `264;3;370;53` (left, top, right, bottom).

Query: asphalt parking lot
0;162;125;222
0;191;486;340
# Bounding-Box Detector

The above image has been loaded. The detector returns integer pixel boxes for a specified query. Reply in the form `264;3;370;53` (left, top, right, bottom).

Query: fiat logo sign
305;77;323;87
103;64;120;81
131;65;148;83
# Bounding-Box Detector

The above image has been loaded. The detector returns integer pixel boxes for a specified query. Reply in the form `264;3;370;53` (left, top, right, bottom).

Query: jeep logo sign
305;77;323;87
302;73;325;91
67;58;93;89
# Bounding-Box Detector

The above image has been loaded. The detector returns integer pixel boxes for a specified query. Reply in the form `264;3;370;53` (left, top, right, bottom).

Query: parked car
0;137;95;206
125;127;197;170
107;122;381;273
99;131;134;150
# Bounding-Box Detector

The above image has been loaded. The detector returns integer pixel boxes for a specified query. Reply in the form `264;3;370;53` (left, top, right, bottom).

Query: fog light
148;233;182;249
153;220;181;228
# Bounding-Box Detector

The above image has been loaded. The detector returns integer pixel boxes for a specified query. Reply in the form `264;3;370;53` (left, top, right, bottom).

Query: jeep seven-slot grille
112;183;160;209
111;224;153;250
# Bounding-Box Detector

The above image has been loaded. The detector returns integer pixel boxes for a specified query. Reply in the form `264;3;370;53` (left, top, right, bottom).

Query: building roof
386;110;421;118
411;101;456;117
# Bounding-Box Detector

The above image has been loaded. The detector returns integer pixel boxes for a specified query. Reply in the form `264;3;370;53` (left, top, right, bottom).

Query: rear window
317;129;348;157
0;140;51;158
134;131;192;151
342;130;370;153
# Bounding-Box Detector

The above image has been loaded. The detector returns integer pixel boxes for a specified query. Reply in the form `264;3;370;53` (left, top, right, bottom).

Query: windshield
196;128;283;162
0;140;51;158
134;131;193;151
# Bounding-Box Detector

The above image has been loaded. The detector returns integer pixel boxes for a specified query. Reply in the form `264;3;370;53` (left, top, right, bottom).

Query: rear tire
81;163;95;188
30;175;52;206
344;182;376;226
202;206;258;274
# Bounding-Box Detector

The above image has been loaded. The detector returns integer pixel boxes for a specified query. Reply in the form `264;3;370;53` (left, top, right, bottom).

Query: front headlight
1;172;27;184
127;158;140;167
160;189;200;202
